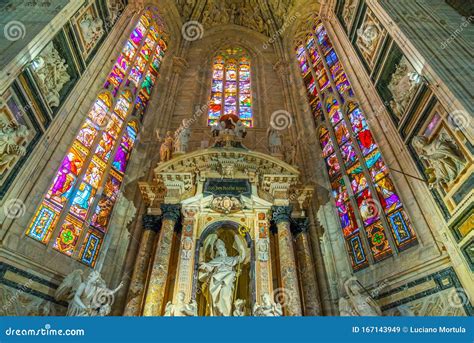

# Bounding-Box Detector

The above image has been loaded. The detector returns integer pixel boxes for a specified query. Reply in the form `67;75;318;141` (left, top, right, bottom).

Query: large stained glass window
296;20;417;271
208;47;253;127
26;8;167;267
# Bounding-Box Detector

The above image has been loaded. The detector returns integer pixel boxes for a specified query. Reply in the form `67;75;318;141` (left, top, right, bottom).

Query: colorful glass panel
300;20;418;269
80;229;103;266
54;215;83;256
26;8;167;267
365;221;392;261
26;201;60;243
208;48;253;126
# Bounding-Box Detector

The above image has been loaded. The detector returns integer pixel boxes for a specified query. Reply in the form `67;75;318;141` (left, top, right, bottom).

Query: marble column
272;206;302;316
292;218;322;316
123;214;161;316
142;204;181;316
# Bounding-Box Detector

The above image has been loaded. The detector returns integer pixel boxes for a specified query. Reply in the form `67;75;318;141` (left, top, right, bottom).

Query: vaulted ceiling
175;0;299;36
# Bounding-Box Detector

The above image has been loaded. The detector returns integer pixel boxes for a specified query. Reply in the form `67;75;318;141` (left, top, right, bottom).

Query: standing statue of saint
159;131;174;162
198;235;247;316
267;127;282;155
174;119;191;154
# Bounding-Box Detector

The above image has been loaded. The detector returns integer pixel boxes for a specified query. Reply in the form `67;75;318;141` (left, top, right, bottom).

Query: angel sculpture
253;293;282;316
198;233;248;316
55;269;123;316
164;291;197;316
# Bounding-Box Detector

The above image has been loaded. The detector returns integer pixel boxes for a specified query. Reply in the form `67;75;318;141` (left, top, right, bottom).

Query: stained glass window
208;48;253;127
296;21;417;271
26;8;166;267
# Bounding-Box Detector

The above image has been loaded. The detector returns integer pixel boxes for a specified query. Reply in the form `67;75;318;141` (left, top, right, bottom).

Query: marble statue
253;293;283;316
159;131;174;162
0;119;29;174
267;127;282;155
199;234;247;316
338;297;356;316
341;277;382;316
284;144;297;165
211;121;225;137
230;118;247;138
164;291;197;316
412;133;466;187
31;42;70;108
79;12;104;51
387;57;420;118
174;119;191;154
233;299;246;316
257;239;269;262
55;270;123;316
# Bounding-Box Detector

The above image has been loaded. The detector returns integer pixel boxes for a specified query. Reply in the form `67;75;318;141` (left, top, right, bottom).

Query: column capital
291;217;309;237
143;214;161;232
160;203;181;222
271;205;292;225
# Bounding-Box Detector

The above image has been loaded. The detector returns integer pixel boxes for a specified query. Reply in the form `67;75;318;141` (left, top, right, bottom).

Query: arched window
296;20;417;271
26;8;167;267
208;47;253;127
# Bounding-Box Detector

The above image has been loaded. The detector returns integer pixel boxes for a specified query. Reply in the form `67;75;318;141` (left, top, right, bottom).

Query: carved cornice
160;203;182;222
138;147;310;207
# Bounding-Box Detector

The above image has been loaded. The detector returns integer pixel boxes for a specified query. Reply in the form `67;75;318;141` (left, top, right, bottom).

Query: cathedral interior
0;0;473;317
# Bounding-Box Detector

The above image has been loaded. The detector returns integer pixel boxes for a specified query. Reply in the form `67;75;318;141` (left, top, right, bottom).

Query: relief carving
79;12;104;52
0;119;29;175
342;0;357;28
387;57;420;118
31;42;70;108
